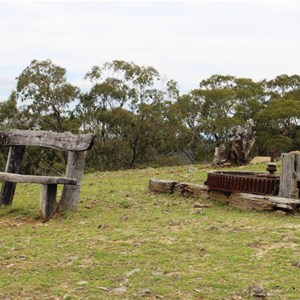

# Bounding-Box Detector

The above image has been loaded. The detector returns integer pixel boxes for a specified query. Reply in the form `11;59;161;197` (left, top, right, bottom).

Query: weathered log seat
0;130;94;221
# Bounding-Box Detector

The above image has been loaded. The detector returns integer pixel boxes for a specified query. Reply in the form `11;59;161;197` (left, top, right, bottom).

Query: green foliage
267;74;300;99
0;92;25;130
16;59;79;132
1;58;300;171
80;60;180;170
83;60;161;111
0;59;82;174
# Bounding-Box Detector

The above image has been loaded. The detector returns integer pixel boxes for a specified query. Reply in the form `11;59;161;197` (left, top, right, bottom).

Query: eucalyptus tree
83;60;160;111
0;91;22;130
233;77;266;121
266;74;300;99
177;75;238;146
170;94;203;163
16;59;80;132
172;75;269;162
256;98;300;155
81;60;178;169
14;59;80;173
253;74;300;155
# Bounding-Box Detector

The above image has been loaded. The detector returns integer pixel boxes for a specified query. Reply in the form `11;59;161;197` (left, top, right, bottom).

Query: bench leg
58;151;86;212
40;184;58;222
0;145;25;206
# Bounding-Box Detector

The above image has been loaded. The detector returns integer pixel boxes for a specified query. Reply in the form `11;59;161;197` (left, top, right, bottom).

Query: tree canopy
1;59;299;172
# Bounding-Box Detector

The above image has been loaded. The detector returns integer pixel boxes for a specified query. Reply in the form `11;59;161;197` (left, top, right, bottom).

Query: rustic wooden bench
0;130;94;221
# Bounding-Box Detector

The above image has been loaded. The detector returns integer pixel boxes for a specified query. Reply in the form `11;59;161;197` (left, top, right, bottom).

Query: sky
1;0;300;101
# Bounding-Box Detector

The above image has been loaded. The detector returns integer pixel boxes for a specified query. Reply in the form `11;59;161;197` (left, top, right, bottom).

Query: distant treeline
0;59;299;173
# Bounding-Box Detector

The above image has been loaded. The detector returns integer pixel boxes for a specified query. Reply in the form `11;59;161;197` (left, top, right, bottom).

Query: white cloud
0;1;300;100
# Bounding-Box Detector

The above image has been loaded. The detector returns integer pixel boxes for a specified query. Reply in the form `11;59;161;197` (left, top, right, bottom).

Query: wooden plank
0;172;77;185
149;179;177;194
0;145;25;206
209;190;300;212
295;154;300;181
40;184;58;222
229;193;274;211
174;182;209;198
209;190;230;202
279;153;298;198
0;130;94;151
58;151;87;212
230;193;300;212
149;178;300;213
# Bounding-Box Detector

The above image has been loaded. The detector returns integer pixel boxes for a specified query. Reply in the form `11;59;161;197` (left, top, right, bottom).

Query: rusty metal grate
205;171;280;196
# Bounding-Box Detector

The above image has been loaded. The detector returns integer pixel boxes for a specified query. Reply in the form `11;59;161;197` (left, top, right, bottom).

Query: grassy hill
0;164;299;299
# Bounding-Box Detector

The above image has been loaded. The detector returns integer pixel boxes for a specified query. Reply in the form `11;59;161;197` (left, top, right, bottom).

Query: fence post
279;153;300;198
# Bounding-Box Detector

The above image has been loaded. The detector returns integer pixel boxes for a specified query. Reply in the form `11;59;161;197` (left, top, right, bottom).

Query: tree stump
228;119;256;165
212;144;227;165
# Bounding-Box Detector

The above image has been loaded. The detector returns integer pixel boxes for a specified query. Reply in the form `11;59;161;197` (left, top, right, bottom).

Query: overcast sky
1;1;300;101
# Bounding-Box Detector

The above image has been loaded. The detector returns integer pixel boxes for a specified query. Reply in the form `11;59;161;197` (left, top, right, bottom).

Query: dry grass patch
0;164;299;299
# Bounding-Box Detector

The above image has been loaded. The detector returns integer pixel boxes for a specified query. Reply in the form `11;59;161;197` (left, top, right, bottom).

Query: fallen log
219;193;275;211
149;179;300;213
212;192;300;213
174;182;209;198
149;179;177;194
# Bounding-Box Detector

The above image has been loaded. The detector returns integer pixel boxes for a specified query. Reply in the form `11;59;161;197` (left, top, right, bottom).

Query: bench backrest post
0;145;25;206
58;150;87;212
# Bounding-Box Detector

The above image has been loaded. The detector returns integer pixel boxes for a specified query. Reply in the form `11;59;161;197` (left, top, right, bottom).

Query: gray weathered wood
229;119;256;164
0;129;94;221
174;182;209;198
296;154;300;181
279;153;299;198
40;184;58;222
0;145;25;206
149;179;300;213
58;151;87;212
0;130;94;151
212;144;227;165
229;193;300;212
210;190;300;212
0;172;77;185
149;179;177;194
